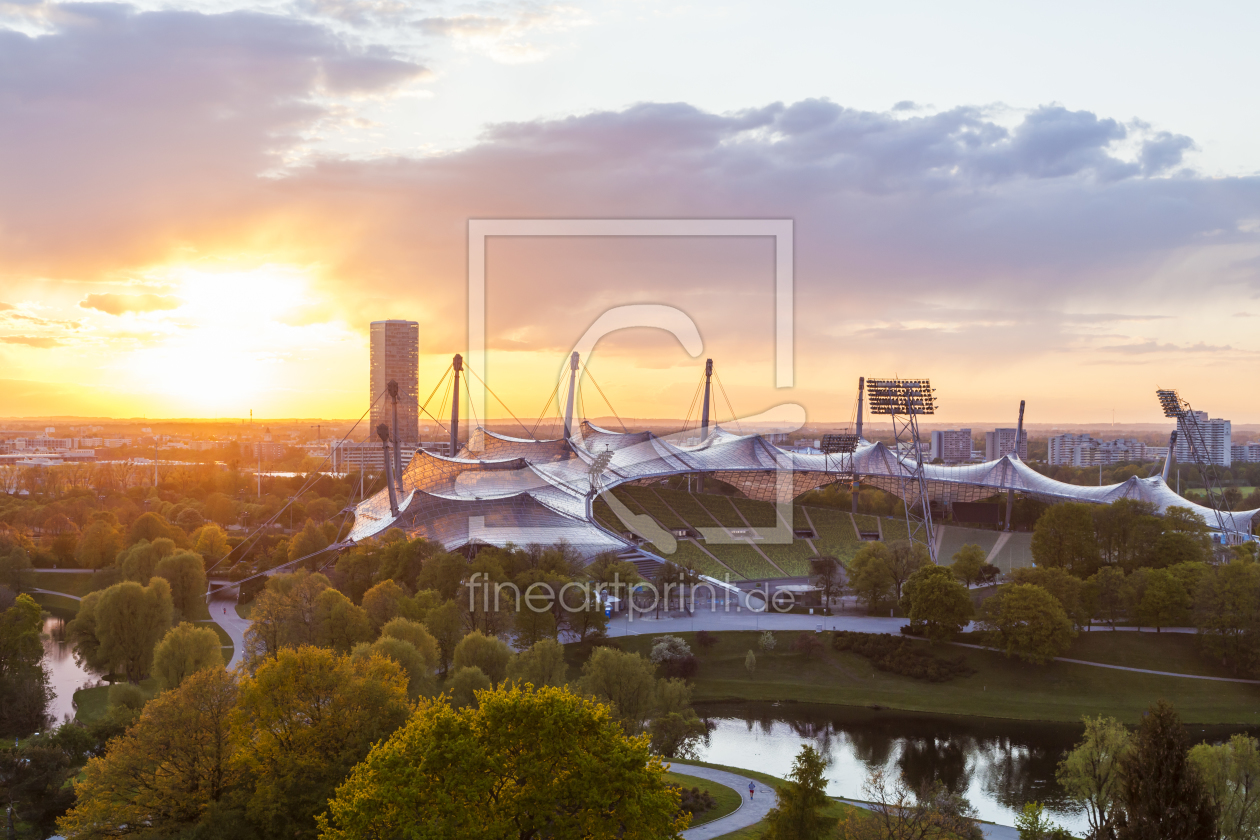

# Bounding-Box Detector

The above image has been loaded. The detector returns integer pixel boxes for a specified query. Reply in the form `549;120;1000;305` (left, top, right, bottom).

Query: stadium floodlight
1157;389;1184;418
865;377;937;563
865;379;936;416
821;434;859;454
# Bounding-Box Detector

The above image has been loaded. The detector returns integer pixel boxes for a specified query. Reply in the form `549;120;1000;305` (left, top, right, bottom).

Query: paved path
669;762;776;839
31;588;81;601
208;591;250;670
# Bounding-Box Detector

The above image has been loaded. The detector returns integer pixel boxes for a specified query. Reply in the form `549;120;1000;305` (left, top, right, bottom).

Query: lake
41;616;105;726
693;701;1255;834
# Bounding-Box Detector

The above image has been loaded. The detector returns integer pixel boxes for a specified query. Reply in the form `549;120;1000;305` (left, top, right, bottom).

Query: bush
660;654;699;679
791;632;824;658
831;631;975;682
695;630;718;654
671;785;716;817
107;683;146;711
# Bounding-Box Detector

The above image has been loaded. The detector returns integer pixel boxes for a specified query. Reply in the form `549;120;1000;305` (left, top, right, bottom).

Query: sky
1;0;1259;426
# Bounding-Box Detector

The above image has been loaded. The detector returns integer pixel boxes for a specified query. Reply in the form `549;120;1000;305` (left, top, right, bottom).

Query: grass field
30;571;98;598
661;770;743;828
74;678;159;723
571;630;1260;725
30;591;79;620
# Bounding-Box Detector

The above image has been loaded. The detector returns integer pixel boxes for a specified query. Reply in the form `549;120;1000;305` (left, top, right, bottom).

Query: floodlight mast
866;378;938;563
450;354;463;457
377;424;399;517
1156;389;1231;539
1005;399;1026;532
698;358;713;492
388;380;403;495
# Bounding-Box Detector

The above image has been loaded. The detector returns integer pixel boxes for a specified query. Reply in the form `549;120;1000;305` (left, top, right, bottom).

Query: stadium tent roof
350;421;1257;555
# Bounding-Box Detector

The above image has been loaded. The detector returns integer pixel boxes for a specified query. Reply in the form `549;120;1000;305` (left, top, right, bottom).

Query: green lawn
574;630;1260;725
235;601;254;620
30;571;98;598
30;591;79;620
74;679;160;723
662;770;743;827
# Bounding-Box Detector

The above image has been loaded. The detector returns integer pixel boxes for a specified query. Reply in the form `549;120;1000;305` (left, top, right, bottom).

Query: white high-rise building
930;429;973;464
1049;433;1096;466
1231;442;1260;464
985;428;1028;461
369;320;420;443
1173;410;1231;467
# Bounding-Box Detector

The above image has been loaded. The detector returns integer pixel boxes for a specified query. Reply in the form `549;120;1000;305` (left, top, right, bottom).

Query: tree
415;551;469;601
903;565;974;642
951;543;988;588
578;647;659;735
1;738;75;840
423;599;466;675
1195;562;1260;677
980;584;1075;665
764;744;832;840
242;570;331;661
1118;701;1215;840
1135;569;1192;632
505;637;568;689
759;630;777;651
1032;502;1101;577
288;518;331;567
192;523;230;561
352;636;436;699
837;767;982;840
154;550;207;620
1089;566;1128;630
887;540;930;601
809;555;844;612
127;512;180;547
57;667;241;839
1012;566;1087;629
233;646;410;840
448;665;492;708
152;621;224;690
361;579;407;631
0;593;51;737
453;630;514;686
1189;734;1260;840
1057;715;1131;840
791;631;824;658
117;537;176;583
319;684;687;840
313;588;373;652
849;542;894;612
74;520;123;569
380;618;439;669
745;650;756;675
1014;803;1071;840
695;630;719;655
69;578;173;682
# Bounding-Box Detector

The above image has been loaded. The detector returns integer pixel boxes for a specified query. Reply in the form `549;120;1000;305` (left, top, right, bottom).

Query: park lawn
30;570;97;598
661;770;743;827
670;759;863;839
30;591;79;620
1056;630;1237;679
74;679;159;724
235;601;254;620
573;631;1260;725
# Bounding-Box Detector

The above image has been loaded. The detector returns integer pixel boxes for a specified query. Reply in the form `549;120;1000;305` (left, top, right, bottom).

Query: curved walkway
669;763;777;840
208;591;250;670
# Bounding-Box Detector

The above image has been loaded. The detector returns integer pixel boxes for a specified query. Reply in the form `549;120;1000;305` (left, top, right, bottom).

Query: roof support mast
697;359;713;492
1005;399;1025;532
377;424;399;517
1161;431;1178;482
563;352;580;439
450;354;462;457
388;380;403;495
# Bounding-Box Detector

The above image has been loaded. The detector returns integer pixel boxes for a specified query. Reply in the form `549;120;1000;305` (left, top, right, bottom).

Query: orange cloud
79;293;183;316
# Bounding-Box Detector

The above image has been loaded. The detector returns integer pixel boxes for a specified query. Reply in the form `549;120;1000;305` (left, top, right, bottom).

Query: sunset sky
2;0;1259;425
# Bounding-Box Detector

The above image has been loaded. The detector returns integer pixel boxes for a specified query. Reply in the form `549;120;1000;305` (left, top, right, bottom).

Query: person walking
748;782;755;800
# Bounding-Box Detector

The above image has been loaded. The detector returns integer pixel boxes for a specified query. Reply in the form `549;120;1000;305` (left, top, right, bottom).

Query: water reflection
693;702;1258;833
41;616;105;725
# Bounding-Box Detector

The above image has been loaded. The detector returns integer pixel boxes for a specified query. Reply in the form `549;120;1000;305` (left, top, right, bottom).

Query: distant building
929;429;973;464
1173;410;1231;467
985;428;1028;461
370;320;420;443
1048;433;1096;466
1232;442;1260;463
1049;434;1160;466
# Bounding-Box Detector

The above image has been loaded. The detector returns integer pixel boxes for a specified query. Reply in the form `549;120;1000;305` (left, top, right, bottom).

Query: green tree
319;684;687;840
57;667;240;840
380;618;439;672
1011;566;1087;629
1014;802;1071;839
1089;566;1128;630
886;540;929;601
1136;568;1192;632
745;649;756;675
233;646;410;840
981;583;1075;665
288;519;331;566
117;537;176;583
422;600;465;676
452;630;514;686
578;647;659;735
361;579;407;631
448;665;492;708
351;636;435;699
152;621;224;691
334;548;379;605
313;589;374;652
902;565;974;642
243;570;331;661
154;550;207;620
809;555;844;612
849;542;894;612
1118;701;1216;840
1056;715;1131;840
415;551;469;602
1195;562;1260;677
951;543;988;587
127;512;180;547
192;523;230;562
70;578;173;682
74;520;123;569
1188;734;1260;840
1031;502;1101;577
0;593;51;737
763;744;832;840
505;637;569;688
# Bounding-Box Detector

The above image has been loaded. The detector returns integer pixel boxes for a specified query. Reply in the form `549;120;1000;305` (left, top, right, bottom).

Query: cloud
1098;340;1247;355
0;302;14;311
79;293;184;315
0;335;61;348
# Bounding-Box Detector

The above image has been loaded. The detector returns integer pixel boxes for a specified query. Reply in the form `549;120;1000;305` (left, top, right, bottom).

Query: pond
693;701;1255;834
41;616;105;726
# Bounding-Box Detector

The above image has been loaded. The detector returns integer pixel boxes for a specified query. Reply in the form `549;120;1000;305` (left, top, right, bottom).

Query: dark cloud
79;293;183;315
0;335;61;347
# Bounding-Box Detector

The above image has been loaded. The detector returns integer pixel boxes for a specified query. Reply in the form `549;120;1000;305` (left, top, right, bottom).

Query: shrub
660;654;699;679
671;785;716;817
758;631;777;652
791;631;824;658
695;630;718;654
649;635;692;665
831;631;975;682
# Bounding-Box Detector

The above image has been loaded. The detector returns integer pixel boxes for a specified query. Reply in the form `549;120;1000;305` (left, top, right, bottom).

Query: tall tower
369;321;419;442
